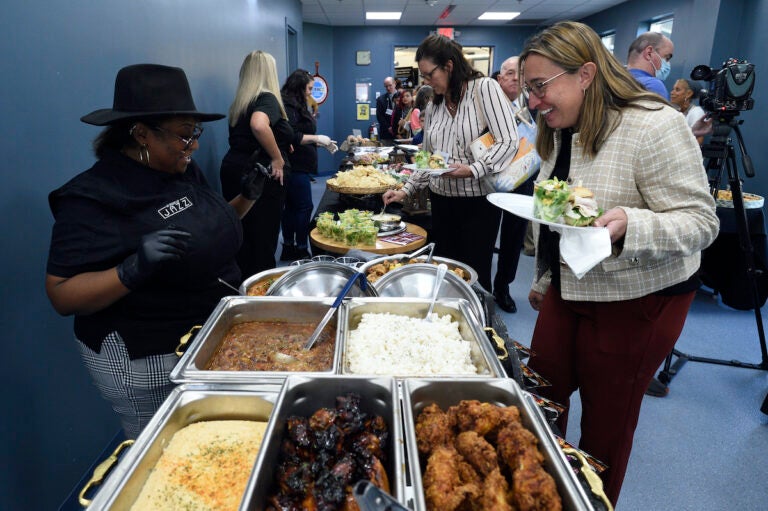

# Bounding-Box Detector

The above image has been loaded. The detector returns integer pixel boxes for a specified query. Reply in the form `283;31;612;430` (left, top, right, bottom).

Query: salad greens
414;150;431;168
533;177;571;223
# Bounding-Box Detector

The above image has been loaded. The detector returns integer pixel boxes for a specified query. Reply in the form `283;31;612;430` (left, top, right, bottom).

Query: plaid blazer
533;101;719;301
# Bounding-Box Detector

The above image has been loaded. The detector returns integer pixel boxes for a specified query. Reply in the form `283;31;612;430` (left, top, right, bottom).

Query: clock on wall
356;50;371;66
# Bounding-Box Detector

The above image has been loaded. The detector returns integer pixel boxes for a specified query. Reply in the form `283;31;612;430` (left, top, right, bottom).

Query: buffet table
700;205;767;310
310;222;427;255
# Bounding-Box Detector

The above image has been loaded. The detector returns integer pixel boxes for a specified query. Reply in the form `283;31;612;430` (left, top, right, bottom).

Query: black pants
494;176;535;292
220;155;287;280
429;191;501;291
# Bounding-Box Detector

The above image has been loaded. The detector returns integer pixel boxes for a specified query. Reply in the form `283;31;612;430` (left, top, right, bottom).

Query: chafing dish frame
402;378;595;511
86;383;279;510
240;375;405;511
169;296;343;385
338;297;505;378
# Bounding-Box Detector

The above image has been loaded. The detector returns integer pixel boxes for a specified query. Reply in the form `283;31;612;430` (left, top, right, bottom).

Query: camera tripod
656;116;768;414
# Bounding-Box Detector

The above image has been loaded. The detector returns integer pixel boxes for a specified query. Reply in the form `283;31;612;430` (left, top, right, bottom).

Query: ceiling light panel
366;11;403;20
478;12;520;21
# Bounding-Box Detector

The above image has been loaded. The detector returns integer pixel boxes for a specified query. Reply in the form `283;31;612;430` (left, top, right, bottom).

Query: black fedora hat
81;64;225;126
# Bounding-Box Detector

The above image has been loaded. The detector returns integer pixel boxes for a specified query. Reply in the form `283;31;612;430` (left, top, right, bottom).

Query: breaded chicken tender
454;431;498;476
496;422;544;471
476;467;514;511
423;447;479;511
512;464;562;511
448;400;502;437
415;403;455;454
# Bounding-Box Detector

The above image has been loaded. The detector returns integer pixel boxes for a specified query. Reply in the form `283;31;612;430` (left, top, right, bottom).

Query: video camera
691;58;755;114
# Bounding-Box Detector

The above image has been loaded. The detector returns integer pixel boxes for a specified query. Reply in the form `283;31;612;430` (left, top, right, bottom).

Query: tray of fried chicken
403;378;595;511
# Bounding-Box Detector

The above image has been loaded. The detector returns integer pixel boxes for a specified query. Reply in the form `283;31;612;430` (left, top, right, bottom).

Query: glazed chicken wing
454;431;498;476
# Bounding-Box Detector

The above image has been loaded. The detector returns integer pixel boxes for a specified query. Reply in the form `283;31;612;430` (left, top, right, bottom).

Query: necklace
445;84;466;117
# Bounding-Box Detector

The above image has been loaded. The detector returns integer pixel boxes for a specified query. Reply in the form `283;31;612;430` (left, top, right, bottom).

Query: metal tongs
352;480;409;511
401;241;436;264
303;271;367;350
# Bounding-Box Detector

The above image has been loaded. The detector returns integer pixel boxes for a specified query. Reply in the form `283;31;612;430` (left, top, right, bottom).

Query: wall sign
311;61;329;105
356;50;371;66
356;103;370;121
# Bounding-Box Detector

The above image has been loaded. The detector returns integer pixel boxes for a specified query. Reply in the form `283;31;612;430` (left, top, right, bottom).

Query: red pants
528;289;695;506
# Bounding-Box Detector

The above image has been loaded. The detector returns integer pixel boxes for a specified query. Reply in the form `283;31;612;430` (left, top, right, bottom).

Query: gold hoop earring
139;144;150;167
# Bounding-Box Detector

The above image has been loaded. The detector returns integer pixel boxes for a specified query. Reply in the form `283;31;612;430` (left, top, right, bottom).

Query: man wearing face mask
626;31;674;100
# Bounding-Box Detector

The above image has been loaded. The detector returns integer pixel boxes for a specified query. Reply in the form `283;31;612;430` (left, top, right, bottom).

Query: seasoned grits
206;321;335;372
130;420;267;511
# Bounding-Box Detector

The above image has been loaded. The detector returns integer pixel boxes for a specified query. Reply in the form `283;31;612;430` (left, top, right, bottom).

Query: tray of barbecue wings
239;375;404;510
402;378;596;511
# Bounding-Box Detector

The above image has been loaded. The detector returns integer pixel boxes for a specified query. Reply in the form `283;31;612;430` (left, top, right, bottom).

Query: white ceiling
301;0;630;27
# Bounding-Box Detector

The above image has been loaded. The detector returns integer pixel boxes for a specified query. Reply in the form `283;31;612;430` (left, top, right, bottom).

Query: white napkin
553;226;612;279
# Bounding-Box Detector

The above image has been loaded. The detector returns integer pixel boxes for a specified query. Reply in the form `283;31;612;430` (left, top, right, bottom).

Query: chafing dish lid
267;262;378;298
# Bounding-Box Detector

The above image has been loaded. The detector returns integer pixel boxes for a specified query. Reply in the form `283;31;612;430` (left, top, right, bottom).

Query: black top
47;151;242;359
224;92;294;171
220;92;294;202
282;93;317;174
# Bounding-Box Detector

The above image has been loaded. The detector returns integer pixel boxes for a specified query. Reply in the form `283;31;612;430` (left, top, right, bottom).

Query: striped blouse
402;77;519;198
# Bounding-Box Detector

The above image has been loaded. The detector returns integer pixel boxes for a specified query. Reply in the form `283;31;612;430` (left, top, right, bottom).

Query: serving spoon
424;264;448;322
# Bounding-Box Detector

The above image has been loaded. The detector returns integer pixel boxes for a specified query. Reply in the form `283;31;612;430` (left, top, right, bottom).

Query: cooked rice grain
347;312;477;375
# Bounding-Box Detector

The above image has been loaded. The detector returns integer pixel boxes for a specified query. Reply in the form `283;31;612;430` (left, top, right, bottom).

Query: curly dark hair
415;34;482;106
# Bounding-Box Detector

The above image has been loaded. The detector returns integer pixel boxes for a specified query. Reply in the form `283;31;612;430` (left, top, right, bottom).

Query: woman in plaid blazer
520;21;719;506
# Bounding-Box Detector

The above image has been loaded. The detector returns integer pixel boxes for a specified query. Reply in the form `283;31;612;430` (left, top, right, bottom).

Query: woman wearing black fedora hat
220;50;297;278
45;64;264;438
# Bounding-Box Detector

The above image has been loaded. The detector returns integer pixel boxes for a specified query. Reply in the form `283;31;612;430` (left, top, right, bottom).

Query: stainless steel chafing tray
169;296;343;385
338;298;505;378
403;378;595;511
86;383;279;510
240;375;405;511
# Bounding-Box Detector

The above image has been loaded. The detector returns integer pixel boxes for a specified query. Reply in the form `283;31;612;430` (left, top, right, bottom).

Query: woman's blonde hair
229;50;286;127
520;21;669;160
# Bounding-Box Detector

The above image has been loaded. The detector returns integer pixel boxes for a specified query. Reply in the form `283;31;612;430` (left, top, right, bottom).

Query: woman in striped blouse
382;34;519;290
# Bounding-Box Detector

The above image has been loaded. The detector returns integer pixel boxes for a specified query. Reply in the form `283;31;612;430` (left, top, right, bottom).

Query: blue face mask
653;51;671;81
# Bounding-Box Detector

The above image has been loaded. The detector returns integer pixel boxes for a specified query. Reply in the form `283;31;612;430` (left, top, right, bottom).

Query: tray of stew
169;296;343;385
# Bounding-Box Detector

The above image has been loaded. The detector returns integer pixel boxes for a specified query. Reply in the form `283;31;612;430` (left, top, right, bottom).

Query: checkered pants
76;332;177;439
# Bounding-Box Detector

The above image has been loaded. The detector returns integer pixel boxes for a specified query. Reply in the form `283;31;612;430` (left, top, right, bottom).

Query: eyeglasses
419;64;441;81
151;125;204;150
522;70;569;99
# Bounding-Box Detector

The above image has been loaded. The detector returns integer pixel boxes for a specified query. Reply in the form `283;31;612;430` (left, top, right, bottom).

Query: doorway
394;45;494;86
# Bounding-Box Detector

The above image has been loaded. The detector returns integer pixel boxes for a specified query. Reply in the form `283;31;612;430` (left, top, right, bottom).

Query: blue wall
0;0;302;509
584;0;767;196
1;0;767;509
311;24;538;173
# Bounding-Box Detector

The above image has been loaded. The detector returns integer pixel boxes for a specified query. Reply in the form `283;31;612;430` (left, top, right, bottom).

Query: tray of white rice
85;383;277;510
338;298;505;377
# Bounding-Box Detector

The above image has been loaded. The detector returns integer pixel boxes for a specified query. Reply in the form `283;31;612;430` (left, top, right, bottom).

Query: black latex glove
117;228;191;290
240;162;269;201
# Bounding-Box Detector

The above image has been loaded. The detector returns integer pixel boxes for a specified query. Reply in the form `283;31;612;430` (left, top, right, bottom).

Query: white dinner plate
487;193;601;231
403;163;453;176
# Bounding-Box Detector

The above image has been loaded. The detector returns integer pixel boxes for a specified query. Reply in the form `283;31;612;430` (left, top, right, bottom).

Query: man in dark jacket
375;76;398;145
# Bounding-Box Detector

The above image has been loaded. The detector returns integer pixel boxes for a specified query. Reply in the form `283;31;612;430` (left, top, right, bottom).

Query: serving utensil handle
304;272;365;350
78;440;134;507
